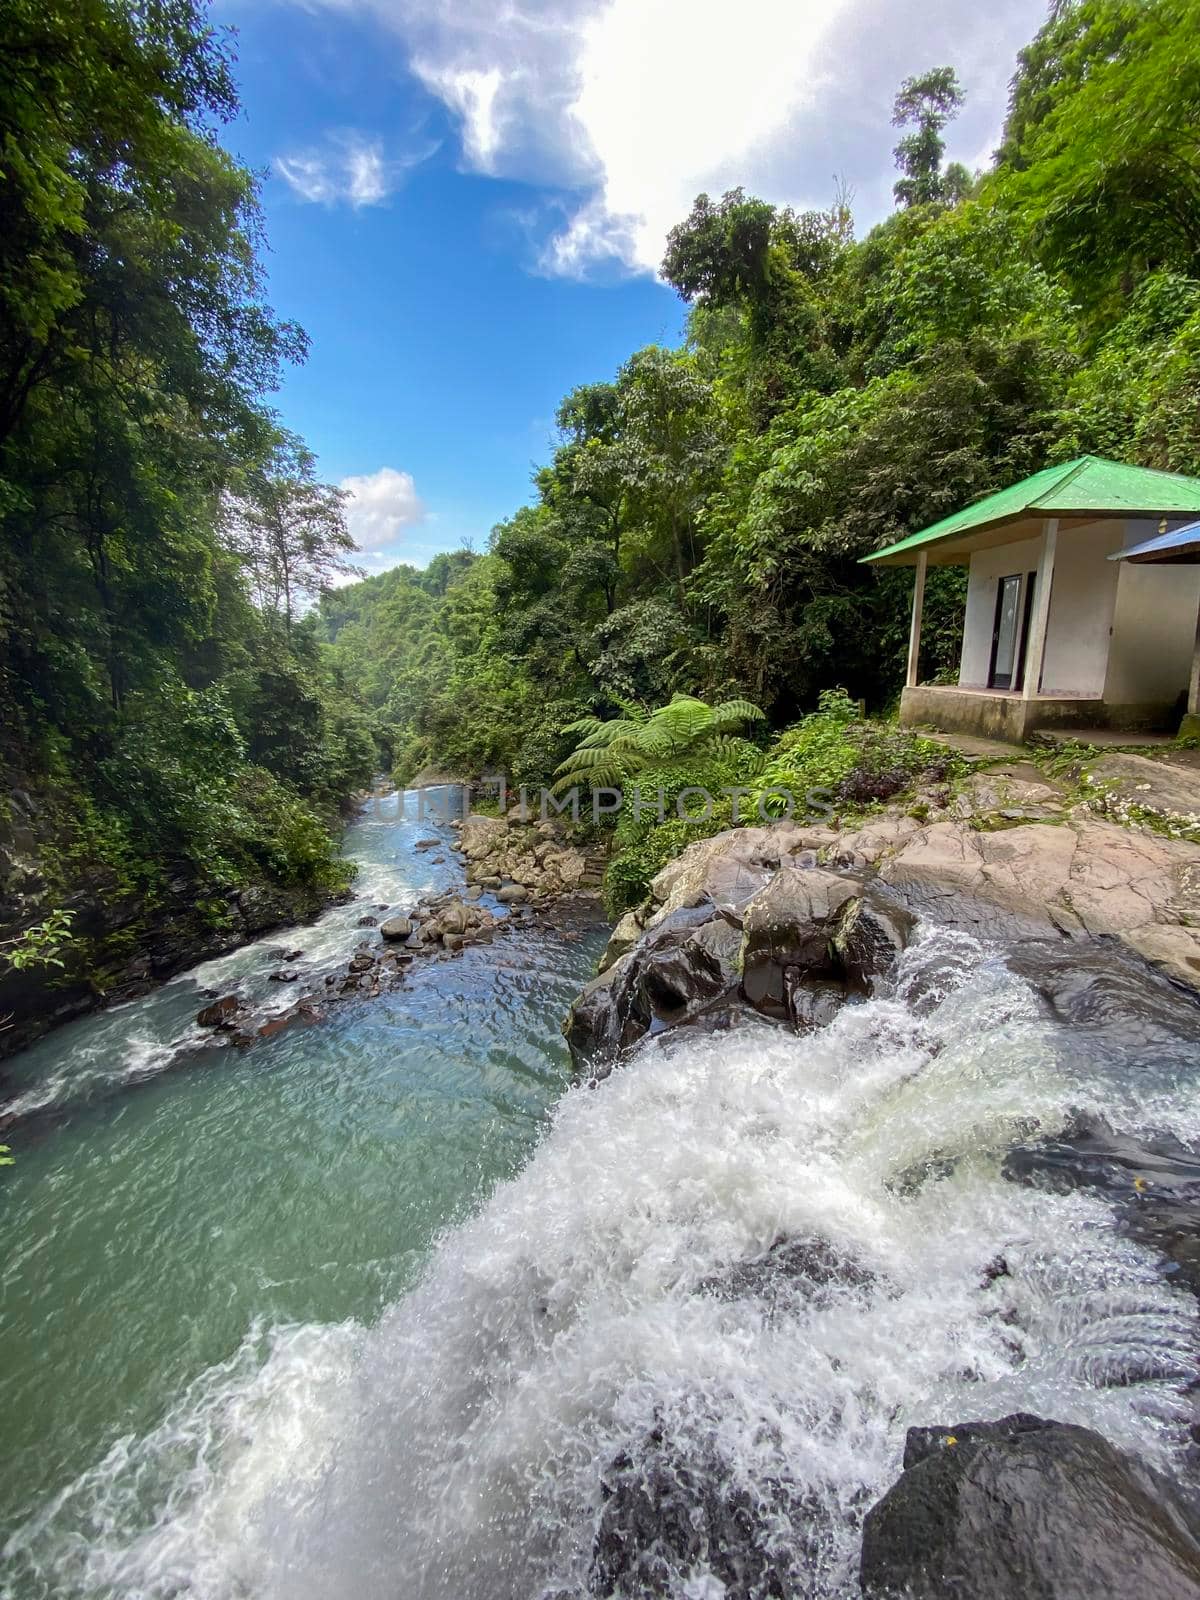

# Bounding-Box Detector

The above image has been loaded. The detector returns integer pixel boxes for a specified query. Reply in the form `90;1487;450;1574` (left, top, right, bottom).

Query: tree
224;432;359;633
661;189;777;308
614;348;725;611
994;0;1200;307
892;67;968;207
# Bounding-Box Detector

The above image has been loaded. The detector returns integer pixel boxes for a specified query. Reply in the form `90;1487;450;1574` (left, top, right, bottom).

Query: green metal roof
861;455;1200;566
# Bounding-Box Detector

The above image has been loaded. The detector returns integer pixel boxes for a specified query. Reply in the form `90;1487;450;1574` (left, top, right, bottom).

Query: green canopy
862;455;1200;567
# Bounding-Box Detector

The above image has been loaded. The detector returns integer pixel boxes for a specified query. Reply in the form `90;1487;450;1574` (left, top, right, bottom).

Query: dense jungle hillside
320;0;1200;788
0;0;376;1037
4;0;1200;1032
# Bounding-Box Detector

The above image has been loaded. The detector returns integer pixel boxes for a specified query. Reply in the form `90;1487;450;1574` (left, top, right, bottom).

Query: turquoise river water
0;790;606;1594
3;791;1200;1599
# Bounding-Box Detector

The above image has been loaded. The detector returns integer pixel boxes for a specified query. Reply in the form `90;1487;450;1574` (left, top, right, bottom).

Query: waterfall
6;924;1198;1600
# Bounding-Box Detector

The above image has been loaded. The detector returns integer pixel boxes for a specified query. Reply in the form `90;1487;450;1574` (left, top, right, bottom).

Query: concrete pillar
906;549;927;690
1022;518;1058;701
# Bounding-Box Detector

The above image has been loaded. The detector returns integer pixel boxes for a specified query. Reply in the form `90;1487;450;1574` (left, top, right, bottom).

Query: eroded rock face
567;860;916;1073
860;1413;1200;1600
565;905;743;1076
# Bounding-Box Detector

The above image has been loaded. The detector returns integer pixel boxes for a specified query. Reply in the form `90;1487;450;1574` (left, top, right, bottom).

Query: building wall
1039;521;1123;695
1105;559;1200;706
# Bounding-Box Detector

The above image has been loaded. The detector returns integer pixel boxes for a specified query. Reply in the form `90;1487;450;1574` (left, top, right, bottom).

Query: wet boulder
832;891;916;991
379;915;413;940
196;994;241;1029
565;905;743;1076
598;910;643;975
739;871;912;1025
740;868;861;1017
590;1424;800;1599
860;1412;1200;1600
699;1234;877;1313
563;956;650;1070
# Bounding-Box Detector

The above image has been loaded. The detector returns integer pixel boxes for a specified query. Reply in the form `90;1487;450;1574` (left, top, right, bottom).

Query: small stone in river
197;994;241;1027
356;915;378;927
497;885;529;903
380;915;413;940
268;969;299;983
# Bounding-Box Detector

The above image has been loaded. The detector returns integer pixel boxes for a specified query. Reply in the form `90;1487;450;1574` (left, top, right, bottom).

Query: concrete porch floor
1035;728;1182;750
922;727;1185;760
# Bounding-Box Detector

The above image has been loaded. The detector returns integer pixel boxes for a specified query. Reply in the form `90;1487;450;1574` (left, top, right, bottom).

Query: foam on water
6;925;1197;1600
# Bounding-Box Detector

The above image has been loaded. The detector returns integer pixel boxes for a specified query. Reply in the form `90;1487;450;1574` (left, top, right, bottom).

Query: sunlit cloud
293;0;1046;273
274;129;436;208
341;466;427;547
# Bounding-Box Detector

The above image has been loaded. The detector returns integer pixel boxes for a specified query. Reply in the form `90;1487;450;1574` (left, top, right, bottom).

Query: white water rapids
6;923;1200;1599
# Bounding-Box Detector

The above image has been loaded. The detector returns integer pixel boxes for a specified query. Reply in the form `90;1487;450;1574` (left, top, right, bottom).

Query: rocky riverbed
190;807;607;1050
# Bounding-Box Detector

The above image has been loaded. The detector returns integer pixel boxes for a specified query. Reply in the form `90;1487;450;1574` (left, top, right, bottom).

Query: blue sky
216;0;1049;573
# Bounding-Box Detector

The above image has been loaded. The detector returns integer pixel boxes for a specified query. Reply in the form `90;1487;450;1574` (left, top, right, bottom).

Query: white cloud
340;466;427;548
296;0;1048;272
414;64;503;169
274;130;434;208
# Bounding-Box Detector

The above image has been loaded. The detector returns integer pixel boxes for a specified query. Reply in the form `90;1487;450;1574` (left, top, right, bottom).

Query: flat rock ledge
565;809;1200;1075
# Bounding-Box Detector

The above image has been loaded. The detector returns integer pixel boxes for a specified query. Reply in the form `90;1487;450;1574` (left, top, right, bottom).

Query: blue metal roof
1110;519;1200;563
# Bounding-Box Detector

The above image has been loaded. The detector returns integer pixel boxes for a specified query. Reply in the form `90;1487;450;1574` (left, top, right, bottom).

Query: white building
864;455;1200;743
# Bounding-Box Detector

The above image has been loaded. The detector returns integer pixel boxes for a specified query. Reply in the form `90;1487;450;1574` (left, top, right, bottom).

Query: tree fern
552;693;765;793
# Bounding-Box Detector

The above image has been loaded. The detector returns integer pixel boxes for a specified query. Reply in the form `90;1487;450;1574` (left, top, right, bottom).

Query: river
0;789;607;1596
2;795;1200;1597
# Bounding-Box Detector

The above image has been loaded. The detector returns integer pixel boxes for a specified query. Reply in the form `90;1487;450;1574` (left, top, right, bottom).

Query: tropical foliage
552;696;765;793
0;0;375;986
326;0;1200;805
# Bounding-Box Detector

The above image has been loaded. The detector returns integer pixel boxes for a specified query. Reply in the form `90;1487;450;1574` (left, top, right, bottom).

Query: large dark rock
196;994;242;1028
860;1412;1200;1600
740;872;915;1028
833;892;917;992
740;869;861;1016
589;1423;804;1598
567;870;916;1073
565;905;743;1076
